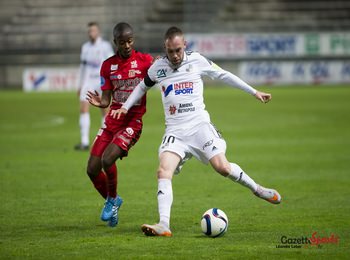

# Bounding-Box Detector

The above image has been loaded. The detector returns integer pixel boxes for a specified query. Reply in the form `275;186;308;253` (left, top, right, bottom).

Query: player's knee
86;162;99;179
157;166;172;179
214;164;231;177
101;155;113;169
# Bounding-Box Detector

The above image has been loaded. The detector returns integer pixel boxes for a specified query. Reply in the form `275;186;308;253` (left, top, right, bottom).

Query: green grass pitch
0;86;349;259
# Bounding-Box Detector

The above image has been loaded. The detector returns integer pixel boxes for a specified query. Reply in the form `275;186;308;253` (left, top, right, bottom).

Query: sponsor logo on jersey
178;102;195;114
128;69;141;78
125;127;134;136
113;77;142;91
157;69;167;78
162;81;194;97
169;105;177;115
111;64;118;71
162;84;173;97
100;76;105;86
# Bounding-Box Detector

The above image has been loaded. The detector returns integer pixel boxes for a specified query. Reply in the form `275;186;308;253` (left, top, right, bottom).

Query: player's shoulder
186;51;209;62
81;41;90;49
151;55;168;67
134;51;153;62
101;54;118;66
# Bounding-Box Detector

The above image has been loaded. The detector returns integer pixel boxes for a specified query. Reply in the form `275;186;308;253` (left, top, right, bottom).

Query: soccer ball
201;208;228;238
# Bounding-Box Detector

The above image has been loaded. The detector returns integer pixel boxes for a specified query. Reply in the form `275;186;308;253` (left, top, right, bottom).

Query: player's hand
254;91;272;103
110;108;128;120
86;90;102;107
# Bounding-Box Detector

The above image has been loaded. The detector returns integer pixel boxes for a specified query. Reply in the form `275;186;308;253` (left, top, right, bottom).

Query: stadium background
0;0;349;89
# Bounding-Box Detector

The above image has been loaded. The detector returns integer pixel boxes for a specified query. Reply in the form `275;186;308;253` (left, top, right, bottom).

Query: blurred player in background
75;22;114;151
113;26;281;236
86;22;153;227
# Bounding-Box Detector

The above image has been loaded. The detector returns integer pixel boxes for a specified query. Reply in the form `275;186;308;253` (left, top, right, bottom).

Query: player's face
165;35;186;67
88;25;100;42
115;31;134;59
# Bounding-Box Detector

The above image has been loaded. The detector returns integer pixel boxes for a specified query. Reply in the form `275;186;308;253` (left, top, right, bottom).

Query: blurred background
0;0;349;89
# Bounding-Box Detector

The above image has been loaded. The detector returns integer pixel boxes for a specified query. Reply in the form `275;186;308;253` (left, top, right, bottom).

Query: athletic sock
227;163;258;192
90;171;107;199
79;112;90;146
157;178;173;229
105;164;117;198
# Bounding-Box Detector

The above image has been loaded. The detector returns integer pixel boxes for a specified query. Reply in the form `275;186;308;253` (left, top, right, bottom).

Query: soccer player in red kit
86;22;153;227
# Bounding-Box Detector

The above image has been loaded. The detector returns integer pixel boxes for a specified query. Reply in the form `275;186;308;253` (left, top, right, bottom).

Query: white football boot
141;223;172;237
254;185;281;204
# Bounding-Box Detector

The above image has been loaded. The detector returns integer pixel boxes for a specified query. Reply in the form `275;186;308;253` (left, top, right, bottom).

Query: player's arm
201;57;271;103
111;74;156;119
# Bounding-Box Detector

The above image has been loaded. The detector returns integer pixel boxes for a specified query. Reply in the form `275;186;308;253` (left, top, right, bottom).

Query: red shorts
90;113;143;158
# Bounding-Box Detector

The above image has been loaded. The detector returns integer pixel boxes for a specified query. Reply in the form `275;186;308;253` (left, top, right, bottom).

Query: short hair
113;22;133;38
164;26;183;40
87;21;99;28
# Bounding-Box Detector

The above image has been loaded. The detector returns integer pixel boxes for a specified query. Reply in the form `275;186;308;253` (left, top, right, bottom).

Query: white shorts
79;76;101;101
158;122;227;170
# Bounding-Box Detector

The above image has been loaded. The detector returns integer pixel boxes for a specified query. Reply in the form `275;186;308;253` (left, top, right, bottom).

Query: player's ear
184;40;187;50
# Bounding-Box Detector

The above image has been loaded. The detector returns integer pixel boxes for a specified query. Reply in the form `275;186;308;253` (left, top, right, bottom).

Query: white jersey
149;51;257;132
79;37;114;89
123;51;257;133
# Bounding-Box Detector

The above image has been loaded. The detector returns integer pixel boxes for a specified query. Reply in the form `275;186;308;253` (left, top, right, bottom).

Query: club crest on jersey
157;69;167;78
110;64;118;71
131;60;138;68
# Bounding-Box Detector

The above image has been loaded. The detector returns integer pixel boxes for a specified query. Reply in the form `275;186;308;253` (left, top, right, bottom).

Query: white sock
157;178;173;229
79;112;90;146
227;163;258;192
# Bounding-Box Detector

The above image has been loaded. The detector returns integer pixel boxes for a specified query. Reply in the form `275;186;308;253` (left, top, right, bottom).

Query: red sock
90;171;108;199
105;164;117;198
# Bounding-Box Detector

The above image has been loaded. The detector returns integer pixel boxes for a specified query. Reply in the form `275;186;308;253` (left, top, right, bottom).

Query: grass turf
0;86;349;259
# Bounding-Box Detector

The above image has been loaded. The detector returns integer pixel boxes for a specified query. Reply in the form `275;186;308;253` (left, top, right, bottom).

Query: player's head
87;22;100;43
164;26;186;67
113;22;134;59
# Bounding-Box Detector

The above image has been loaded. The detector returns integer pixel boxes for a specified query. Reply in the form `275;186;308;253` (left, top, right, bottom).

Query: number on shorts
162;135;175;144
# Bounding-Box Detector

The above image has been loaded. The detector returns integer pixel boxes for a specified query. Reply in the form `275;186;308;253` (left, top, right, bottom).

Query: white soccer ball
201;208;228;237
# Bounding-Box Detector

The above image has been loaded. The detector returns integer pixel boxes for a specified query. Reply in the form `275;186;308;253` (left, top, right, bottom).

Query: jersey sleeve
198;54;257;95
100;60;112;91
143;60;159;87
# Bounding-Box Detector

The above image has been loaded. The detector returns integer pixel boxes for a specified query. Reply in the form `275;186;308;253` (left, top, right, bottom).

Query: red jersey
100;50;153;115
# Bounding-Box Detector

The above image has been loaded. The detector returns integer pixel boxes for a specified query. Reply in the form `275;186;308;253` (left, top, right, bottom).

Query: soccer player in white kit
75;22;114;150
113;27;281;236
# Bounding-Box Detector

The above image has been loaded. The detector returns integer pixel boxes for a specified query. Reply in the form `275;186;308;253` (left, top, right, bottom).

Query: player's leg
87;128;113;199
209;153;281;204
141;151;181;237
86;154;107;199
99;142;124;226
75;97;90;150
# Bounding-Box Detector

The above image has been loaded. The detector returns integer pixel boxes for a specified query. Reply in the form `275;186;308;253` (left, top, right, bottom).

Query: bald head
113;22;134;59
